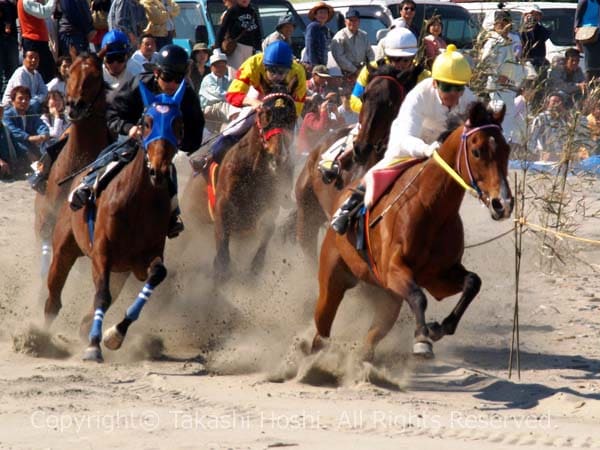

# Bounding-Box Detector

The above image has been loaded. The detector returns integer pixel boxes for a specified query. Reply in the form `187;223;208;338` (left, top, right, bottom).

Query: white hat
210;49;227;65
384;27;418;58
524;3;542;14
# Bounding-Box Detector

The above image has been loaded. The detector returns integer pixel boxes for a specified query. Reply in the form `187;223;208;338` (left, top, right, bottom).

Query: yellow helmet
431;44;472;85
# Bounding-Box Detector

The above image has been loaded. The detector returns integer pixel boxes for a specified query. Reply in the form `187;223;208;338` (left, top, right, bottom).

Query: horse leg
386;266;433;358
312;231;358;352
294;169;325;260
83;253;112;362
250;221;275;276
44;227;81;329
362;295;403;362
40;239;52;278
425;265;481;342
79;272;129;341
213;205;232;281
103;258;167;351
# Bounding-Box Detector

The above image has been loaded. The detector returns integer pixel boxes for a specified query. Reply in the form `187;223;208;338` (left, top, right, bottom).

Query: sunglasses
437;81;466;93
106;54;126;64
389;56;413;63
159;71;185;83
402;7;415;11
266;66;289;76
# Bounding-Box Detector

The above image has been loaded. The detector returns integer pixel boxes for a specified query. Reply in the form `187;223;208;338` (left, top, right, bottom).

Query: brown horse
34;49;110;276
43;82;186;362
294;65;412;260
181;90;297;280
311;101;514;361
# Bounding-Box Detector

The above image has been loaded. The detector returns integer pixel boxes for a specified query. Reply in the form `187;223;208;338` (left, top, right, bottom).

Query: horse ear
172;80;186;106
468;101;492;127
258;72;270;94
488;99;506;126
138;80;155;107
286;75;298;95
97;46;107;60
69;45;78;60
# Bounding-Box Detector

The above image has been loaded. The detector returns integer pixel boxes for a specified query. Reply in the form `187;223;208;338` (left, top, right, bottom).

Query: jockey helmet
431;44;472;85
156;44;189;76
383;27;418;58
101;30;130;55
263;41;293;69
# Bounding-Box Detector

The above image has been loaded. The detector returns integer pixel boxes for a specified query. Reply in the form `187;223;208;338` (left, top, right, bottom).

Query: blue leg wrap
125;283;154;321
88;308;104;341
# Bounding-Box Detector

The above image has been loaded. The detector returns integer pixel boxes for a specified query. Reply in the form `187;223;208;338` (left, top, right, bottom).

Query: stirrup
70;186;92;211
190;154;211;173
318;160;340;184
167;215;184;239
28;172;47;194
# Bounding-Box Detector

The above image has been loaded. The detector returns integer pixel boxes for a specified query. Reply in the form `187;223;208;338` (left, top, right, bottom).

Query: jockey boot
190;151;213;173
69;185;92;211
331;185;365;235
318;160;341;185
27;153;52;194
167;213;184;239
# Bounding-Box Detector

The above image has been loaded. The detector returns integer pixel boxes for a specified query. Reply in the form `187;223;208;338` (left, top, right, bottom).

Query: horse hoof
82;346;104;362
102;325;124;351
412;341;434;359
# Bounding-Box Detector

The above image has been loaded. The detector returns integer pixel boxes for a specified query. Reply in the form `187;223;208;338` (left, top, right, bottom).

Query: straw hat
308;2;334;22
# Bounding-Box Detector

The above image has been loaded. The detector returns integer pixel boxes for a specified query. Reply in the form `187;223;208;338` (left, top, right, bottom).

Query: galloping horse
294;65;414;259
311;102;513;361
43;81;186;362
34;49;110;275
181;89;297;280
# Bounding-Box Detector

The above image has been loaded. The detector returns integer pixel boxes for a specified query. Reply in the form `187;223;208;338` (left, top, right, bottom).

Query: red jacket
17;0;49;42
297;110;344;155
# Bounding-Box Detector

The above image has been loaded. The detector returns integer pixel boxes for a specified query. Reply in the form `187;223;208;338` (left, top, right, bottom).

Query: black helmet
156;44;189;75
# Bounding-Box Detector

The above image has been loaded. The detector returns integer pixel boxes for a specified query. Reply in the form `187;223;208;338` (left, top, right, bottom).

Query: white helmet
384;27;418;58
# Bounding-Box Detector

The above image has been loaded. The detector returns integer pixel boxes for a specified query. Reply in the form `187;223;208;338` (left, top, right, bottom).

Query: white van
458;2;579;66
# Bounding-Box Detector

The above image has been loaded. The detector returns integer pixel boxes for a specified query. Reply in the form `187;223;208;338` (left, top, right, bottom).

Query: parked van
173;0;306;56
458;2;578;65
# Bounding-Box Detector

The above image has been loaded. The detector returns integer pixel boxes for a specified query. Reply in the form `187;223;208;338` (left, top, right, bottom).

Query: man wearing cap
306;65;332;99
303;1;334;70
70;44;204;238
199;50;231;133
548;48;586;105
128;34;158;76
520;4;551;70
330;45;476;235
101;30;135;90
262;14;295;51
330;9;374;78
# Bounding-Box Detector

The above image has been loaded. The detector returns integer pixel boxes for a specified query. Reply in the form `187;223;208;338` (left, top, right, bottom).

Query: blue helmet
263;41;293;69
101;30;130;55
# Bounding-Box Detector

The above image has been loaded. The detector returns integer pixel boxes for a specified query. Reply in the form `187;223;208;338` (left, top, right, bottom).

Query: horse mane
436;101;500;143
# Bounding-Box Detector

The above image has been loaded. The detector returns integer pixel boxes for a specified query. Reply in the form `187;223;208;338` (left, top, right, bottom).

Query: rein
255;92;296;144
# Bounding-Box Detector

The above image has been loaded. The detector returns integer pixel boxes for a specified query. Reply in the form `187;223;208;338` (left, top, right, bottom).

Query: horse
294;64;414;260
42;81;186;362
311;101;514;361
34;49;110;276
181;88;298;280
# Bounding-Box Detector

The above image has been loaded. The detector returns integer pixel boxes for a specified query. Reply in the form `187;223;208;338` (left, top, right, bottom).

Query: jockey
70;44;205;238
318;27;428;183
330;44;477;235
195;40;306;169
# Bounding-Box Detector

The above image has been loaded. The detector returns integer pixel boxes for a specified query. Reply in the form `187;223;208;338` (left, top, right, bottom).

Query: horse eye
472;148;481;159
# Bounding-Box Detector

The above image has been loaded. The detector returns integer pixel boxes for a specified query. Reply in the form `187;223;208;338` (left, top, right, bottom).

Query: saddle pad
364;157;424;208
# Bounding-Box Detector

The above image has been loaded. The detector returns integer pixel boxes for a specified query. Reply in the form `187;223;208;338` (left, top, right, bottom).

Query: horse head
353;65;408;165
256;85;297;172
139;80;185;186
65;50;106;122
445;101;514;220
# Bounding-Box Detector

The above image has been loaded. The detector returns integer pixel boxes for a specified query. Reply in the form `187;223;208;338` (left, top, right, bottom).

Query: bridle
255;92;296;144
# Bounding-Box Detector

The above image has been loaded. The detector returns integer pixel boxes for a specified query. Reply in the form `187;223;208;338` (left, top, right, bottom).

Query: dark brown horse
35;49;110;276
43;82;186;362
294;65;412;260
181;90;298;280
311;102;513;361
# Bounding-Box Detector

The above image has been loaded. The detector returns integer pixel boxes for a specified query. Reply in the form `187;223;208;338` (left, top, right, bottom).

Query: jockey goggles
159;70;186;83
106;53;127;64
388;56;413;63
437;81;465;93
265;65;290;76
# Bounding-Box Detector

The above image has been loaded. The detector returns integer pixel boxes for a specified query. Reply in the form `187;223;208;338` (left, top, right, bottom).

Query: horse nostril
491;198;504;214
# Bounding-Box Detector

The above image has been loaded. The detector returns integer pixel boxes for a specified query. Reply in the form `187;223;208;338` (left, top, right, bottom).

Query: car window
540;10;576;47
416;4;478;49
174;3;206;42
359;17;390;45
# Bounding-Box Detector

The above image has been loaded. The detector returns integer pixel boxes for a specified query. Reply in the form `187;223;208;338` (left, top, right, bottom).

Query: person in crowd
303;1;334;71
423;15;446;70
306;65;333;99
90;0;111;51
0;104;18;179
108;0;148;48
585;100;600;155
186;42;210;93
520;4;551;71
575;0;600;81
128;33;158;76
57;0;96;56
219;0;233;24
297;91;345;155
217;0;262;78
0;0;18;97
394;0;419;39
548;48;587;106
330;45;476;234
3;86;49;169
101;30;134;90
529;92;569;161
46;55;72;95
41;90;69;145
331;9;374;78
140;0;180;49
338;89;358;125
2;50;48;113
70;44;204;238
17;0;56;82
199;50;231;134
262;14;295;51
